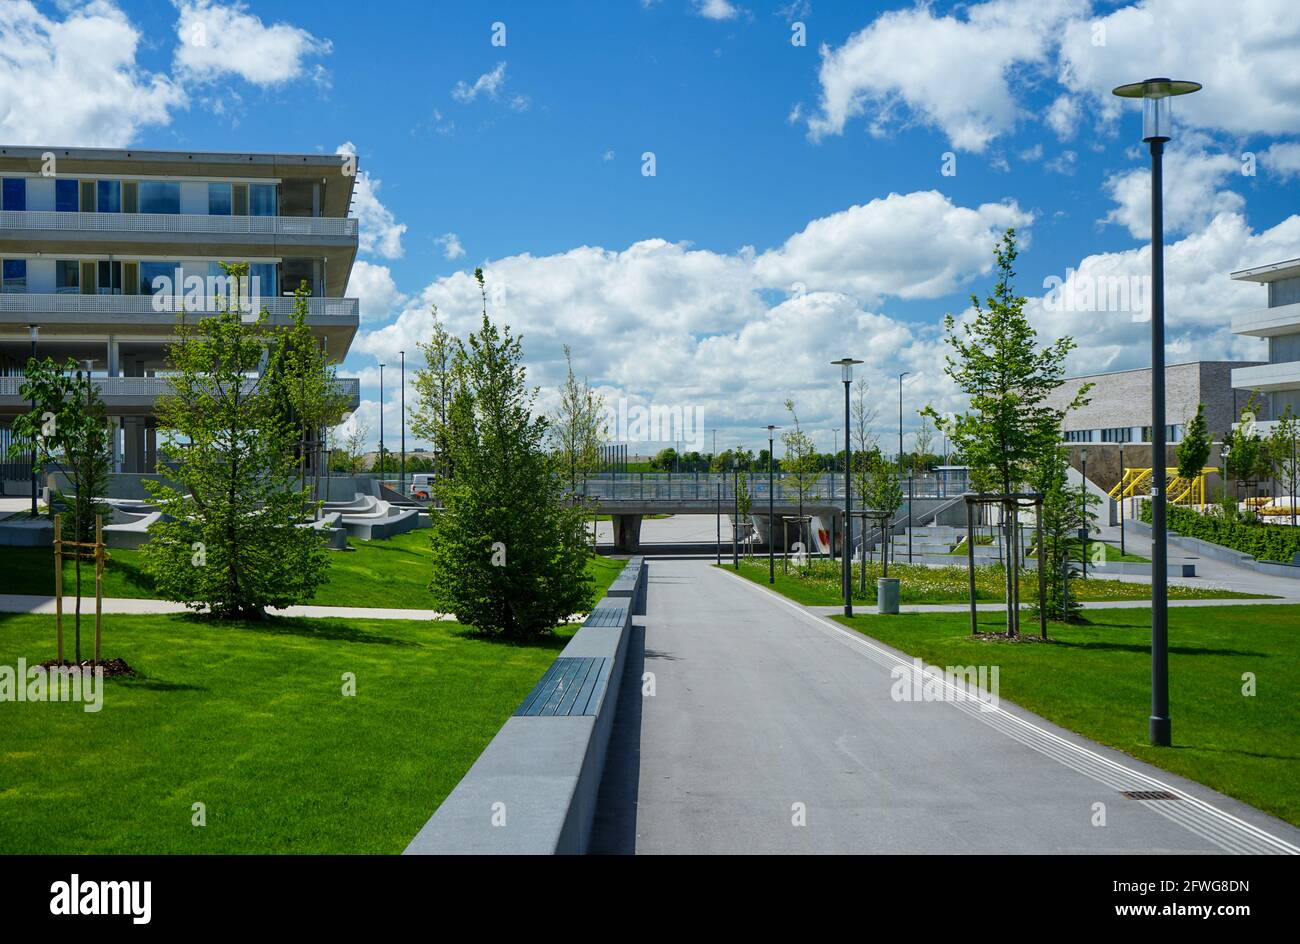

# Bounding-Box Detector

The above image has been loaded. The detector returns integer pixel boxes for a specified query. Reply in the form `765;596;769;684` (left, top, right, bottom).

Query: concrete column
123;418;145;473
612;514;643;554
145;423;157;473
106;337;120;377
110;416;123;472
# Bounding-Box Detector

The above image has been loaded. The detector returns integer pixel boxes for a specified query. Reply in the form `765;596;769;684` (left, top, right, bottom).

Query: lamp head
1111;77;1201;141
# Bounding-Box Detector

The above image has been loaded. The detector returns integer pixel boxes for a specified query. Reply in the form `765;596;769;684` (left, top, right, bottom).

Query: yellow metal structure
1107;467;1215;506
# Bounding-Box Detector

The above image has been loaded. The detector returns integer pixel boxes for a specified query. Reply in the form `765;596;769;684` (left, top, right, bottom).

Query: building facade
1044;360;1262;446
0;145;361;479
1230;257;1300;428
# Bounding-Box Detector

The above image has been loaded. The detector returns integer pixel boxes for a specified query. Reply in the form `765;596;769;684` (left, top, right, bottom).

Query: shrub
1141;502;1300;562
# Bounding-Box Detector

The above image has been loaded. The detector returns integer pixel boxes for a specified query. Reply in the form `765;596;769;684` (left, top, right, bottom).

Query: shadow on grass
449;625;572;651
198;614;421;648
1050;639;1267;658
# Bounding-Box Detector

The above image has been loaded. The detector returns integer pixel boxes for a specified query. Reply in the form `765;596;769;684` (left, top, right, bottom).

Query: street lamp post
1119;444;1127;556
899;371;909;564
378;362;385;478
28;325;38;516
766;424;779;583
400;350;406;498
833;359;863;617
1080;446;1089;579
1113;76;1202;748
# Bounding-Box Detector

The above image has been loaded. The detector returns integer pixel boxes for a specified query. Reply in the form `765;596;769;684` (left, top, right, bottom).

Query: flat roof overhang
1230;258;1300;283
0;146;356;217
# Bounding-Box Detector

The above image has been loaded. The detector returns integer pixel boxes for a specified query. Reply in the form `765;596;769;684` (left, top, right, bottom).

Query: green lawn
0;610;573;853
725;557;1267;606
0;531;626;612
834;606;1300;827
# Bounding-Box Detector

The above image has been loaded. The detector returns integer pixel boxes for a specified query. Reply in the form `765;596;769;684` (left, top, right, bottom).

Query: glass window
138;181;181;214
55;179;79;212
250;263;277;299
2;259;27;293
97;260;122;295
97;180;121;213
55;260;80;294
208;183;232;216
249;183;277;216
2;178;26;211
140;262;178;297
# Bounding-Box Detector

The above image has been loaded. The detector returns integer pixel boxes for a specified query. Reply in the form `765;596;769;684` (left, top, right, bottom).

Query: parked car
409;473;436;500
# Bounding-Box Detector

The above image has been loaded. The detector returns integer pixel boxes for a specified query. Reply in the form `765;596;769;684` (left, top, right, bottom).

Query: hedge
1140;503;1300;563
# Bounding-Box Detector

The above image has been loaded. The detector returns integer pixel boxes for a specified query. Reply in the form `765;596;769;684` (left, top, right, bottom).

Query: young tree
142;264;331;619
1177;402;1212;487
550;344;607;492
926;230;1085;636
782;400;821;537
913;415;936;471
331;419;371;474
262;281;349;502
1267;406;1299;528
733;446;754;555
1223;393;1265;503
427;269;593;637
11;358;113;663
1031;446;1089;622
861;455;904;577
411;304;456;477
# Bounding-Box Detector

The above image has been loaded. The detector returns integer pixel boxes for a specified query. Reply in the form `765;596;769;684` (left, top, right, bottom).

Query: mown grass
836;606;1300;827
725;556;1267;606
0;531;626;612
0;610;574;853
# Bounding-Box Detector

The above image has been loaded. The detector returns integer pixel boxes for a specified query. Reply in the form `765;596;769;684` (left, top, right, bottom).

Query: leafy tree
427;269;593;638
1176;402;1211;483
1267;406;1299;528
330;420;370;474
411;304;457;478
11;358;113;662
912;415;936;471
651;447;678;471
262;280;349;501
142;264;331;619
782;399;822;533
861;456;904;577
1030;446;1089;622
1223;393;1265;501
926;230;1085;636
550;344;607;491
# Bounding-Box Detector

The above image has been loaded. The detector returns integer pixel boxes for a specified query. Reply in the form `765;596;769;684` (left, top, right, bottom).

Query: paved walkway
591;558;1300;854
0;593;449;621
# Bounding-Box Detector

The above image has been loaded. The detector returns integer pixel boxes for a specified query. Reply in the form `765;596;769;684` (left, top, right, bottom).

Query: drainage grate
1121;790;1180;801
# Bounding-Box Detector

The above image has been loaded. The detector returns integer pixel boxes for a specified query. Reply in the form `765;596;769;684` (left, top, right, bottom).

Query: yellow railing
1107;467;1215;505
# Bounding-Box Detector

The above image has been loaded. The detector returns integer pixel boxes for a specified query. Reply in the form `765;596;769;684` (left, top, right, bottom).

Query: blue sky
5;0;1299;452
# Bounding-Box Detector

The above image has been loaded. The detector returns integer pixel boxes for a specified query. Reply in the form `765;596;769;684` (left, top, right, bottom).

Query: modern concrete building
1230;257;1300;430
0;145;361;480
1045;360;1262;445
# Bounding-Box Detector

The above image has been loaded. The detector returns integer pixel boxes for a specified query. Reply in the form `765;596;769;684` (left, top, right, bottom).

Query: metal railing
0;293;358;319
0;375;361;403
577;470;971;502
0;209;358;239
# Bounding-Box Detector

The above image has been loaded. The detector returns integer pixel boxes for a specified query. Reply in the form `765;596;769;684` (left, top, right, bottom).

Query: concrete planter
877;577;900;615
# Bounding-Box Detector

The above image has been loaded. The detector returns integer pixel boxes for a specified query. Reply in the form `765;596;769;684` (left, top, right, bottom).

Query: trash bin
877;577;900;615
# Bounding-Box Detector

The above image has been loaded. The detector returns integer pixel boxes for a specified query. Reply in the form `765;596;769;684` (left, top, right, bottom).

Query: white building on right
1231;257;1300;429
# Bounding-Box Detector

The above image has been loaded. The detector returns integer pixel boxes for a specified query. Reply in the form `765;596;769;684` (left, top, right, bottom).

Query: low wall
403;559;644;855
604;555;647;614
1127;520;1300;580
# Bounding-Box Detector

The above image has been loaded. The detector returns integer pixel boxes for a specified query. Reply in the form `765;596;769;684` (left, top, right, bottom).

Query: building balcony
1231;301;1300;338
1231;361;1300;393
0;292;357;322
0;209;357;240
0;375;361;414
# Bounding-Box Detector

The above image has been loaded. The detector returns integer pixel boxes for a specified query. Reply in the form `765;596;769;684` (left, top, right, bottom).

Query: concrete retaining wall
403;559;644;855
1127;519;1300;580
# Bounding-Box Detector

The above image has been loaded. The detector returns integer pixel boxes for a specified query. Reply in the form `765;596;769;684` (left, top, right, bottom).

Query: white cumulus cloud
173;0;331;86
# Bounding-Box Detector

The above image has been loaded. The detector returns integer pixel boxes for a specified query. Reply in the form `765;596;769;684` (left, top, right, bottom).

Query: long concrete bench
404;558;644;855
604;555;647;615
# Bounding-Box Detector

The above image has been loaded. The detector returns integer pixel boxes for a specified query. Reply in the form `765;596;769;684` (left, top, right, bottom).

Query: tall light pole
1113;76;1201;748
378;362;385;478
399;350;406;497
899;371;909;564
28;325;38;516
766;424;779;583
833;359;863;617
1080;446;1089;579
